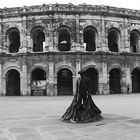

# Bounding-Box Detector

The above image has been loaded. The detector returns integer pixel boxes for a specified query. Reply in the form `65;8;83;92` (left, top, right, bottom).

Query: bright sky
0;0;140;10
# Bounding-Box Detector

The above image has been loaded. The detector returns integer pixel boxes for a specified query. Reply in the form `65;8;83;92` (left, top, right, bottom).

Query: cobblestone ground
0;94;140;140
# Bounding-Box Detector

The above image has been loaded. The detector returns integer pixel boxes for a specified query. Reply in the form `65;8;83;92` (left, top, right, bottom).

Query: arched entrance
130;30;140;53
83;26;97;51
31;26;45;52
85;68;98;94
109;68;121;94
57;69;73;95
58;26;71;51
131;68;140;93
31;68;46;96
6;69;20;96
6;27;20;53
108;28;120;52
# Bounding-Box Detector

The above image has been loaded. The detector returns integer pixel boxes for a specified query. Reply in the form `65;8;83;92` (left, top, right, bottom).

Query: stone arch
30;24;47;33
56;65;76;77
57;25;71;51
108;27;121;52
82;65;99;94
5;69;21;96
30;26;46;52
130;29;140;53
83;26;98;51
108;64;121;73
30;65;47;74
4;66;21;76
6;27;20;53
131;67;140;93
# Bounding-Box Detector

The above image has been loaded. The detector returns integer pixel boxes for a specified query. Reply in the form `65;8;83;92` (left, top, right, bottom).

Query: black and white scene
0;0;140;139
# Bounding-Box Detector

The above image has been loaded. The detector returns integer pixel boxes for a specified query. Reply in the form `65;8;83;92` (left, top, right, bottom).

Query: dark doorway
57;69;73;95
109;68;121;94
6;69;20;96
83;27;96;51
85;68;98;94
31;68;46;96
132;69;140;93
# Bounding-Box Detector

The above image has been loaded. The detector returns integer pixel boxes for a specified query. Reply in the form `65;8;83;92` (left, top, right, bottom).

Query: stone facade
0;3;140;96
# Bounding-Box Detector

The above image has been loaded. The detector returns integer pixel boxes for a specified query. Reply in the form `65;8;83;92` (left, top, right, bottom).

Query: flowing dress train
62;94;103;123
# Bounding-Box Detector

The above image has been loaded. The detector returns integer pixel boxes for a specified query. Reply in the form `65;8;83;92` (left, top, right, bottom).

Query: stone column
45;32;49;51
76;15;80;44
48;55;55;96
3;76;6;96
26;33;32;52
124;18;130;52
126;67;131;92
0;60;2;95
21;60;28;95
48;29;53;51
121;68;126;94
19;18;27;53
0;23;2;53
2;35;8;53
26;74;31;96
101;60;109;94
78;18;84;51
100;15;108;52
74;56;81;95
53;31;58;51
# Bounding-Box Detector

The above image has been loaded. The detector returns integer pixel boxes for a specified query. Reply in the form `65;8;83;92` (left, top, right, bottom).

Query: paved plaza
0;94;140;140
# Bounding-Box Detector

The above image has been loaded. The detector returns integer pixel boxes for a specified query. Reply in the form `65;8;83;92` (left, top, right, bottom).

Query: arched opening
7;28;20;53
109;68;121;94
108;28;119;52
31;68;46;96
85;68;98;94
6;69;20;96
57;69;73;95
130;30;140;53
83;26;96;51
58;27;70;51
31;27;45;52
131;68;140;93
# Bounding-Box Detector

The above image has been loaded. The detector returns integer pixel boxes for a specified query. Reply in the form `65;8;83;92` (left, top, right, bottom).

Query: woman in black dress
62;70;103;123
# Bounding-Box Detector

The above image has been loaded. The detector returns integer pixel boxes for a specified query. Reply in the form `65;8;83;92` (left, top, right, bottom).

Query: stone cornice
0;4;140;20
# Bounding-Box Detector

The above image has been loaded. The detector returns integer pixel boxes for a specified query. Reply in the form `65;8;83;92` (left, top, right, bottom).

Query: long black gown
62;94;103;123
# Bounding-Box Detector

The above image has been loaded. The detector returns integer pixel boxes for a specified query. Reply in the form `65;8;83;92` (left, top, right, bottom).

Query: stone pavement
0;94;140;140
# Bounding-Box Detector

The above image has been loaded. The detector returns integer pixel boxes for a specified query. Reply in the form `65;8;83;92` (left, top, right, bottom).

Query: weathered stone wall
0;4;140;95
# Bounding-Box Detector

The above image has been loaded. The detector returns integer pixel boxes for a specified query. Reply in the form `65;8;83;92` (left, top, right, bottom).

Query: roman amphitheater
0;3;140;96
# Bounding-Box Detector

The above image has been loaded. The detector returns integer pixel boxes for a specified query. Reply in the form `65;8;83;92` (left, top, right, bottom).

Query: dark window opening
32;29;45;52
109;68;121;94
130;31;139;53
8;31;20;53
57;69;73;95
84;29;96;51
108;30;119;52
58;30;70;51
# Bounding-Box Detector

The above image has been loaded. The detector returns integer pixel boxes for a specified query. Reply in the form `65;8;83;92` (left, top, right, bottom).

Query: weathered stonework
0;3;140;96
